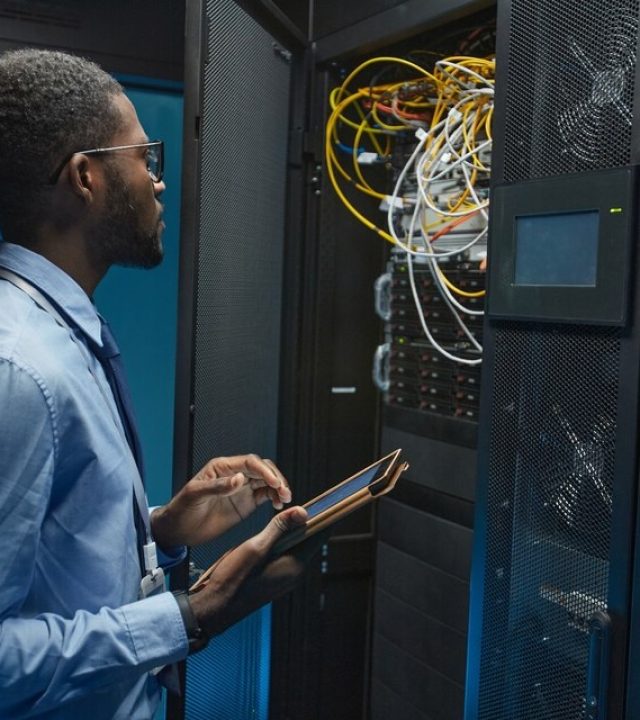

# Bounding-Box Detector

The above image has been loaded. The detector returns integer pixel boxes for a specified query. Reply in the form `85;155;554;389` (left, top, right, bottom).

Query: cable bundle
325;55;495;365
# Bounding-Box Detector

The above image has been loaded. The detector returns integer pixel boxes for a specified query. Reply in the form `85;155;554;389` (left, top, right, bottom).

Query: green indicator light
610;207;623;214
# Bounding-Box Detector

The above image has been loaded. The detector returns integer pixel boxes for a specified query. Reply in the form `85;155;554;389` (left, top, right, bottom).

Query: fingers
207;506;307;589
263;459;292;505
210;454;292;507
252;486;275;508
194;472;247;498
190;507;310;638
250;480;288;510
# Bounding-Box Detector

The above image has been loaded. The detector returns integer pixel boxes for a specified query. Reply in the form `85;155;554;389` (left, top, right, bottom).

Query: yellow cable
371;101;407;131
485;105;493;141
335;56;443;105
329;87;391;138
352;98;386;156
325;103;397;245
323;53;495;252
436;264;486;299
352;119;387;199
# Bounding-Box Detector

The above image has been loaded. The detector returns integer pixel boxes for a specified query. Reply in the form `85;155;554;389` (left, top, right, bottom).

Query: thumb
204;506;308;586
255;506;308;552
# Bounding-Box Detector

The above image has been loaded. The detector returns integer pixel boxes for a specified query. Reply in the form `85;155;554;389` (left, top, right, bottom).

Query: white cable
417;226;488;259
430;255;485;316
402;153;485;354
391;177;488;260
459;158;489;222
386;113;489;258
416;219;484;346
415;107;492;216
386;120;447;243
382;62;491;367
406;251;482;365
427;257;483;350
421;136;492;188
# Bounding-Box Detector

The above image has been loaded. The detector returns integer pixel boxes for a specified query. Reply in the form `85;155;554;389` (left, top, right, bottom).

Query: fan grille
477;323;621;719
502;1;639;182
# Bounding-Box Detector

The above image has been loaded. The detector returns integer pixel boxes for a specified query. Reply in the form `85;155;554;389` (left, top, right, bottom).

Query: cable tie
415;127;428;142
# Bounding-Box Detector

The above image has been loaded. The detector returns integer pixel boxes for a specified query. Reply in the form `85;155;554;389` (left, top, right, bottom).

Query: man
0;49;308;719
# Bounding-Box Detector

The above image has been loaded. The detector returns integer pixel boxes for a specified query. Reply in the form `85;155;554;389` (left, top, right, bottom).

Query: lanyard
0;268;160;584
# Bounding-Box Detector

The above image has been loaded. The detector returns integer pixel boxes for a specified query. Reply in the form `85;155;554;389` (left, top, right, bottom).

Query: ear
65;154;97;204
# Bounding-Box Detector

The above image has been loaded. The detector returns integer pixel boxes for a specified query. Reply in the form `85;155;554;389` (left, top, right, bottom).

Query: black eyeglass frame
48;140;164;185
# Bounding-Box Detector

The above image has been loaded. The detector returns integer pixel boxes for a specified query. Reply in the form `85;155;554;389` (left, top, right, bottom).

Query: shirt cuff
118;592;189;670
148;505;187;570
157;543;188;570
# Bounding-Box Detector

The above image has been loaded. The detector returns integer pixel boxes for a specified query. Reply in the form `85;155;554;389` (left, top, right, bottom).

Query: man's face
88;93;166;270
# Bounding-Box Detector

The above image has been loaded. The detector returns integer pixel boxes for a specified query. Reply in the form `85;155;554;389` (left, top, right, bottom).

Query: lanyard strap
0;268;153;552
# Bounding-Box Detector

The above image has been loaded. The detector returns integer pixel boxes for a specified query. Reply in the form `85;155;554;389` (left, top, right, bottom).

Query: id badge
139;567;165;599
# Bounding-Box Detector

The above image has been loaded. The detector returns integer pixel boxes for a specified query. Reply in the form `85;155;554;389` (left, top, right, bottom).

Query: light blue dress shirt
0;243;189;719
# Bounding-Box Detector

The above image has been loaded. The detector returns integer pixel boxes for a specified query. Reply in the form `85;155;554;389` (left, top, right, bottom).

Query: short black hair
0;49;123;243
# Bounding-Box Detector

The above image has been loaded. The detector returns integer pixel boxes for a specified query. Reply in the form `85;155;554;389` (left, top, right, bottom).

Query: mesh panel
185;0;292;717
502;1;639;182
476;324;621;719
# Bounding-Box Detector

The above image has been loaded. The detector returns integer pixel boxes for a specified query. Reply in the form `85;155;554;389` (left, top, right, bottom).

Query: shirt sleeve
0;359;189;717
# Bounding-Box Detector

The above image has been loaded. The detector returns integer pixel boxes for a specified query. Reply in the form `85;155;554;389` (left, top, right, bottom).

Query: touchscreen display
305;459;391;520
514;210;599;287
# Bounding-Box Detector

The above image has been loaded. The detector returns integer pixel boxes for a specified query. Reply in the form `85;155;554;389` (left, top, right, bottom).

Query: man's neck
21;231;106;296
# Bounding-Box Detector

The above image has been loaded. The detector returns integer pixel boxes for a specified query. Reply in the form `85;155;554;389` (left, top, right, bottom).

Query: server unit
380;251;485;420
465;1;640;719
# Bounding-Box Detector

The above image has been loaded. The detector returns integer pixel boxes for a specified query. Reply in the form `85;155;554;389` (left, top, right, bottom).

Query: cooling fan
557;11;637;164
532;403;613;558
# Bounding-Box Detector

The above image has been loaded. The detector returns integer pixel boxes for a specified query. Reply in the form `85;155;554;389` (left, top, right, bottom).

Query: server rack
174;2;496;719
465;1;640;719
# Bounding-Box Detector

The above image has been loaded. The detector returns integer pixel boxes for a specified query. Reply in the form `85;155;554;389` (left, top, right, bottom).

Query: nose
153;178;166;196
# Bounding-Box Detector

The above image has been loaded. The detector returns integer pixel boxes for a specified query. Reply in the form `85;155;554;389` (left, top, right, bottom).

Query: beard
88;162;164;270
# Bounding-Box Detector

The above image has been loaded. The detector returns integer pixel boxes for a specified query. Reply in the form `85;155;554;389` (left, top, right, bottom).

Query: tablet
271;448;408;555
190;449;408;593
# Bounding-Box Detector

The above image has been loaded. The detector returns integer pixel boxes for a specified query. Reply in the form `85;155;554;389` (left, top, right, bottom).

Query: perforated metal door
501;0;639;182
476;325;620;719
181;1;292;717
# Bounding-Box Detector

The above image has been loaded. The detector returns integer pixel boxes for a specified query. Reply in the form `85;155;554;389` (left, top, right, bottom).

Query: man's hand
151;454;292;549
188;506;312;642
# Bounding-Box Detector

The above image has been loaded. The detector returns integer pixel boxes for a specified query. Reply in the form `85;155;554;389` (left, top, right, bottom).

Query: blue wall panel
94;85;183;510
94;85;183;720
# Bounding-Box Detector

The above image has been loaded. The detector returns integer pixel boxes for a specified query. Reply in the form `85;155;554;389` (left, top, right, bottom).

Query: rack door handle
585;610;612;720
372;343;390;392
374;273;392;321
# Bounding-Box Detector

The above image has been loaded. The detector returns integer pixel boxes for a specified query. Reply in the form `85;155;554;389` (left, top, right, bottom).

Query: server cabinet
174;2;497;720
465;1;640;719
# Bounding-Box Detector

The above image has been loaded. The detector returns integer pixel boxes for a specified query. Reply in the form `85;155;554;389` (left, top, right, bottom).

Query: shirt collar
0;241;103;347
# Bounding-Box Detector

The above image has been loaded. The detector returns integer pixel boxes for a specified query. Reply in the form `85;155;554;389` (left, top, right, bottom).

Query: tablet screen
305;457;393;520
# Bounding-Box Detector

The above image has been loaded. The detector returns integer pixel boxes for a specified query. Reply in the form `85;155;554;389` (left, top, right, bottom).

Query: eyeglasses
48;140;164;185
